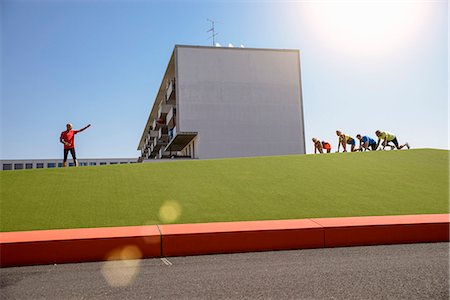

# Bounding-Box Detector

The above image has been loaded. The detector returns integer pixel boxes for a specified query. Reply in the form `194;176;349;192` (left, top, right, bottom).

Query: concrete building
138;45;306;160
1;158;137;171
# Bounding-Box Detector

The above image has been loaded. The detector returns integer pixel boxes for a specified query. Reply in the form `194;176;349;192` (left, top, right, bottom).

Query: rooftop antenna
207;19;218;46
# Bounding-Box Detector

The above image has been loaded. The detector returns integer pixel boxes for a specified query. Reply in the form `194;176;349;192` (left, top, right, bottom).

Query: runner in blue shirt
356;134;377;151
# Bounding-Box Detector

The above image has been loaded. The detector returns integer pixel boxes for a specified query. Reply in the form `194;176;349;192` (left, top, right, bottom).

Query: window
69;163;74;167
89;162;97;166
120;162;127;164
47;163;56;168
25;163;33;169
3;164;12;170
14;163;24;170
36;163;44;168
110;162;117;165
58;163;63;167
100;162;107;165
80;162;88;167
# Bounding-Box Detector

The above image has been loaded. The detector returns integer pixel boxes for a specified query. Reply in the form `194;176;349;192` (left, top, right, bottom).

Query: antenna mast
207;19;218;46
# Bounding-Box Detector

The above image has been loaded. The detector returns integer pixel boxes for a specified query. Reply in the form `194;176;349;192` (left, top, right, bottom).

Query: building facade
1;158;137;171
138;45;306;160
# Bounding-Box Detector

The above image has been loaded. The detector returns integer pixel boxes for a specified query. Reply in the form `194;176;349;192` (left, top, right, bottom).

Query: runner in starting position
356;134;378;151
336;130;356;152
312;138;332;154
375;130;410;150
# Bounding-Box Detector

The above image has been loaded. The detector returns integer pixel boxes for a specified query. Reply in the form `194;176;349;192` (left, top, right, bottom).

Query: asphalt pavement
1;243;448;299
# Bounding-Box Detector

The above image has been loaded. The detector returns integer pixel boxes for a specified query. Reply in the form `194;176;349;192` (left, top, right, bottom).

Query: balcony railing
149;141;161;159
153;117;166;130
165;79;176;105
157;103;172;120
148;130;158;139
158;148;171;159
158;127;169;145
166;106;176;128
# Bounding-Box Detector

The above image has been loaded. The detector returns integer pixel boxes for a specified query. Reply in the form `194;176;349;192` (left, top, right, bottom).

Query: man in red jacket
60;123;91;167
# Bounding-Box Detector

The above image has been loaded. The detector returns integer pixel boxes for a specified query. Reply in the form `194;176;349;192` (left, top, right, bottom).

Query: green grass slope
1;149;448;232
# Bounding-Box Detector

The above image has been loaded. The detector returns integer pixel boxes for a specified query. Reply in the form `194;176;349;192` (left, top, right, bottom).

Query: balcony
164;127;198;152
166;106;176;128
145;130;158;148
158;103;172;120
158;148;171;159
165;79;176;105
153;116;166;130
144;137;156;148
150;142;161;159
148;130;158;140
158;127;169;144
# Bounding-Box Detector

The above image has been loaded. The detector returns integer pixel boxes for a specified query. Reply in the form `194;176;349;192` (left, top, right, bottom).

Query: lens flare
101;245;142;287
158;200;182;223
301;1;430;58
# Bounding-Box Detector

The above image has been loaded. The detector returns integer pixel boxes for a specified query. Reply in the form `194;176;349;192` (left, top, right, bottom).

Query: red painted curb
312;214;450;247
0;226;161;267
159;219;324;256
1;214;448;267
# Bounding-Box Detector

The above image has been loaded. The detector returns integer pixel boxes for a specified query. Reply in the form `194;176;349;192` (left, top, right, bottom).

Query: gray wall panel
176;46;305;159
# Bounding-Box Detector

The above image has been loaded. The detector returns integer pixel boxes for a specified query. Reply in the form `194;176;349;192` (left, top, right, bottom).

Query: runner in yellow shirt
375;130;410;150
336;130;356;152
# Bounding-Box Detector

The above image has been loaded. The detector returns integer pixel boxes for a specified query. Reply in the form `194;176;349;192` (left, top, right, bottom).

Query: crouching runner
312;138;332;154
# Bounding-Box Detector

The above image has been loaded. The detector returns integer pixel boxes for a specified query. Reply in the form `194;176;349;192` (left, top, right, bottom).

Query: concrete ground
1;243;448;299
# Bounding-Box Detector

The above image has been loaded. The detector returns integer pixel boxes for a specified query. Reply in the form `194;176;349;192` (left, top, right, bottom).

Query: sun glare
302;1;431;58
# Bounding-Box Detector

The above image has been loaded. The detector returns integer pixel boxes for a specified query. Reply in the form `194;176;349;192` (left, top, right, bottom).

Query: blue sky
1;0;448;159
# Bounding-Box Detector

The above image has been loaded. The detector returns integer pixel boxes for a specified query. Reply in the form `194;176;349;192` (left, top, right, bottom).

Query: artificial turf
1;149;448;232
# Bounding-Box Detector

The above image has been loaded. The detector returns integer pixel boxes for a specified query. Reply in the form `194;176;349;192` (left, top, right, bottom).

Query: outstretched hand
79;124;91;132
